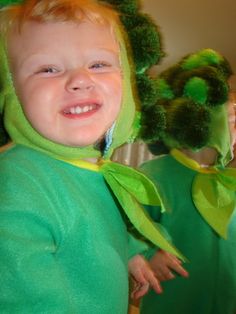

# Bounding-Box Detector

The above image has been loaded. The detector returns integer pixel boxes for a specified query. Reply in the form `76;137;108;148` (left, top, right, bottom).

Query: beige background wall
142;0;236;86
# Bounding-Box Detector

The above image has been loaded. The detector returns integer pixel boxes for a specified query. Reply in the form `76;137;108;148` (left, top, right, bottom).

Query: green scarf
171;148;236;239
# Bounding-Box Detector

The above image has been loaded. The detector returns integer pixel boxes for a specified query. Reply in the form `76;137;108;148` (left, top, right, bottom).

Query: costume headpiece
141;48;233;166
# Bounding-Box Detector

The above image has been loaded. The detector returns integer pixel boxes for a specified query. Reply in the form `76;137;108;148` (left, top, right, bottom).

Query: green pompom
140;104;166;142
121;12;164;73
218;58;234;78
182;49;222;71
160;64;182;86
172;66;228;107
183;77;209;105
129;25;163;73
167;98;211;148
156;78;174;100
136;74;160;108
121;13;152;30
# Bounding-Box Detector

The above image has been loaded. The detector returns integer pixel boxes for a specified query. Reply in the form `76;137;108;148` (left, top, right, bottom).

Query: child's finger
131;267;148;285
158;269;175;281
132;283;150;299
144;270;163;294
169;261;189;278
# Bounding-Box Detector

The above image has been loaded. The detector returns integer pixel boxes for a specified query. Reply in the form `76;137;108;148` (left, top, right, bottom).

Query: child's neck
83;157;98;164
179;147;218;167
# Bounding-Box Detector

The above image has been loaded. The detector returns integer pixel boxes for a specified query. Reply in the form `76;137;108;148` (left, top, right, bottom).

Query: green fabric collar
171;148;236;238
58;156;186;261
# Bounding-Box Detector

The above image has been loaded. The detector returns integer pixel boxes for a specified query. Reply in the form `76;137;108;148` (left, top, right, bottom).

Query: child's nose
66;69;95;92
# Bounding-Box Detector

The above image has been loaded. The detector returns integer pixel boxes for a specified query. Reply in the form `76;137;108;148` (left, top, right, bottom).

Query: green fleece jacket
0;144;148;313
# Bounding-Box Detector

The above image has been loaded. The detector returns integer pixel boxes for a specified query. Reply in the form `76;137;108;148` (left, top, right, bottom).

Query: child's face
7;19;122;147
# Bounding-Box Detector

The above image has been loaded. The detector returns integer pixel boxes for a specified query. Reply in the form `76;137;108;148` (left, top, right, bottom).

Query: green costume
0;0;183;313
140;49;236;314
140;151;236;314
0;144;142;313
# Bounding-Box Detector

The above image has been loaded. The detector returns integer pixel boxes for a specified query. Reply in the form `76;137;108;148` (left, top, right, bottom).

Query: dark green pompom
129;24;163;73
167;98;211;148
156;78;174;100
182;48;233;78
218;58;233;78
140;103;166;142
121;13;158;33
172;66;229;106
181;49;222;71
160;64;182;86
121;13;164;73
136;74;160;108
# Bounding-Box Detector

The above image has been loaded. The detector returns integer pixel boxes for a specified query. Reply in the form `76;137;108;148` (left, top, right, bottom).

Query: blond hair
0;0;120;34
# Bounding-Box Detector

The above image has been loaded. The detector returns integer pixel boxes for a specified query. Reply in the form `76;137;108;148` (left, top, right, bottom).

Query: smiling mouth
63;103;99;116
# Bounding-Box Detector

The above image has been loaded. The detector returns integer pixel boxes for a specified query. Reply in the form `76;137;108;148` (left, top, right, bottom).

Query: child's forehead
10;15;114;33
7;19;120;67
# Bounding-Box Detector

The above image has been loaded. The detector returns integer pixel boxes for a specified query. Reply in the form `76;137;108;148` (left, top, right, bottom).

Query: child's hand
128;254;162;300
149;249;189;281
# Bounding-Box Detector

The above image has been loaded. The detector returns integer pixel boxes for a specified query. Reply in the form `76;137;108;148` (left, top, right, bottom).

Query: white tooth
75;106;82;114
89;105;93;111
70;107;76;114
83;106;89;113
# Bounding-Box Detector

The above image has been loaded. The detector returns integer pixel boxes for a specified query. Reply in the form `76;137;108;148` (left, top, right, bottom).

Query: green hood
162;102;232;167
142;49;233;167
208;104;232;166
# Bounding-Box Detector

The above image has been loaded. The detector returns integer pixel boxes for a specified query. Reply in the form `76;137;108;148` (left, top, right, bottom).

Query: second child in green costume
140;49;236;314
0;0;184;312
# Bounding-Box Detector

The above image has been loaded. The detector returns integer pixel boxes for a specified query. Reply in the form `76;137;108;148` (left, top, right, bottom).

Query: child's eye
36;66;59;74
89;61;111;69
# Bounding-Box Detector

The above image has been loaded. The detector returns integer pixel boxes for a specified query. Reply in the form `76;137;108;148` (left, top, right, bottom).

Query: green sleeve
128;232;149;259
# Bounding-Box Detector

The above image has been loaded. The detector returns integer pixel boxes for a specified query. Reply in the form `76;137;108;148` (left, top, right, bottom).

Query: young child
139;49;236;314
0;0;184;312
